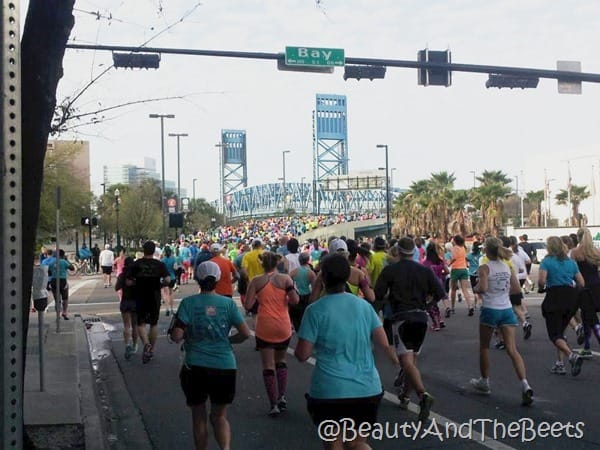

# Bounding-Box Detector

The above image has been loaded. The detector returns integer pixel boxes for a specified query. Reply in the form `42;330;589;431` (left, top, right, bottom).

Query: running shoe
468;307;474;317
142;344;153;364
579;349;593;359
440;321;446;328
458;293;463;303
132;343;139;354
576;325;585;346
418;392;434;422
393;369;405;390
569;354;584;376
521;388;534;406
277;396;287;412
124;344;134;361
445;308;451;318
451;308;456;315
550;362;566;375
524;312;531;320
523;322;532;340
166;309;170;317
268;405;281;416
469;377;491;395
494;341;506;350
398;396;410;410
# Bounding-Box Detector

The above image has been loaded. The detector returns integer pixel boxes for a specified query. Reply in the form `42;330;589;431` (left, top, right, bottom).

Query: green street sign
285;46;345;67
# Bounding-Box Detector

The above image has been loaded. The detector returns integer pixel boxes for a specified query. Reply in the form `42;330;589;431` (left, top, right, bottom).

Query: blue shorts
480;307;518;328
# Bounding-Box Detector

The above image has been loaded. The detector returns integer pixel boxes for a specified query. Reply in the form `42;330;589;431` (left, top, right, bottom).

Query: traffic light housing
91;217;98;226
81;217;90;226
418;49;452;87
343;65;386;81
113;52;161;69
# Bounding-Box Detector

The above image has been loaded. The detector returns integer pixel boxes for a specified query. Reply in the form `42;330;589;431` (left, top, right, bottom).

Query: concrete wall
506;225;600;242
300;218;386;243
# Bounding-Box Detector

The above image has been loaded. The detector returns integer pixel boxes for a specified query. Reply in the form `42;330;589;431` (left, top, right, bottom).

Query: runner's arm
372;326;400;367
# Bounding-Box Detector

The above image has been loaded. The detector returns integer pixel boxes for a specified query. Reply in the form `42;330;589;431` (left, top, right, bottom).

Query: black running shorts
305;392;383;426
180;365;236;406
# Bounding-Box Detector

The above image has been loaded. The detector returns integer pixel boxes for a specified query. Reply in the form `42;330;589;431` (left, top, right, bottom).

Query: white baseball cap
195;261;221;281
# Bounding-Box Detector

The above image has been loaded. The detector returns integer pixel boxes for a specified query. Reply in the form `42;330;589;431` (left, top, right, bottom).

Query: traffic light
486;74;539;89
418;49;452;87
112;52;161;69
81;217;90;226
91;217;98;226
343;65;386;81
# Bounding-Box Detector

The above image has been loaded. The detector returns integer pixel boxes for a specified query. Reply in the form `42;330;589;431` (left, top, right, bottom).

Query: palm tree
426;172;456;239
525;190;544;227
472;170;512;235
555;184;590;226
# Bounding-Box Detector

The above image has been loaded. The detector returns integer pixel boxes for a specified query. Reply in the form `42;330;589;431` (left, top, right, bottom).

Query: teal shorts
450;268;469;281
480;307;518;328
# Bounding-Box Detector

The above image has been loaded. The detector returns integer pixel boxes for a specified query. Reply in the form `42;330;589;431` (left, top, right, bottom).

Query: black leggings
542;287;579;343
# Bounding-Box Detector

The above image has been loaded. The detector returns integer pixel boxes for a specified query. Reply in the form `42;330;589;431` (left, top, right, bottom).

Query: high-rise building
103;158;186;197
46;140;90;192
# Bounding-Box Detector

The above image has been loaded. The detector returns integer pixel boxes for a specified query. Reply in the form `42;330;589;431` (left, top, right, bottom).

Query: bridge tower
313;94;348;213
218;129;247;219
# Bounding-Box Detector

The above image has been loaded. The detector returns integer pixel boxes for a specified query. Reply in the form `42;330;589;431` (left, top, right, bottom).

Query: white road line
47;279;98;312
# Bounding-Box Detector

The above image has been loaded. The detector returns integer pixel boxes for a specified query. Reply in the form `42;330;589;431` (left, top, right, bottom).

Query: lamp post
168;132;188;209
101;182;107;245
114;188;121;251
149;113;175;246
192;178;198;201
282;150;291;210
377;144;391;238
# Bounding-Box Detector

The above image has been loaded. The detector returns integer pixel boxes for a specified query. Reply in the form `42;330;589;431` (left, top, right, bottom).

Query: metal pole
520;170;525;227
377;145;391;238
169;133;188;211
149;114;175;246
55;187;61;329
282;150;290;210
101;183;107;245
38;309;45;391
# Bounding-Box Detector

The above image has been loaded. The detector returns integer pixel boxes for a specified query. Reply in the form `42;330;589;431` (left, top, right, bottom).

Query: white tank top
481;260;512;310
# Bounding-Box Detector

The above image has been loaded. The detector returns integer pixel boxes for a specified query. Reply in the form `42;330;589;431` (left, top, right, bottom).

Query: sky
22;1;600;223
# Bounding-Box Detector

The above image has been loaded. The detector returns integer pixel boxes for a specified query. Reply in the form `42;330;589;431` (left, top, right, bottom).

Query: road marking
47;279;98;312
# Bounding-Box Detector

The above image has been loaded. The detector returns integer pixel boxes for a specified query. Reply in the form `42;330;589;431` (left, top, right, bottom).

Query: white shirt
481;260;512;310
99;249;114;267
510;252;527;281
286;253;300;273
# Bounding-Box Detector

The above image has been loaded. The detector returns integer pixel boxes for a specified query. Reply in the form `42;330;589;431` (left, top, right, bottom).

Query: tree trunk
20;0;75;432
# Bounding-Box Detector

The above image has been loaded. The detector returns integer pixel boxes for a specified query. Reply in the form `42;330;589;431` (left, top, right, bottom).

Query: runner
448;235;475;316
115;256;138;360
244;251;299;416
131;241;170;364
295;253;399;450
170;261;251;450
470;237;534;406
99;244;115;288
570;227;600;358
374;236;446;422
161;246;177;317
289;252;316;332
538;236;585;376
48;249;75;320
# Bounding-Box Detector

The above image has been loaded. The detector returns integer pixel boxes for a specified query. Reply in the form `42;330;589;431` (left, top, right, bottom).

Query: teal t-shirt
47;258;71;279
298;292;383;399
161;256;176;279
293;266;312;296
176;293;244;369
540;256;579;288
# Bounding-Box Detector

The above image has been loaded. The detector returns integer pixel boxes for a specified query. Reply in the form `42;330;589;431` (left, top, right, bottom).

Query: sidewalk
24;312;105;450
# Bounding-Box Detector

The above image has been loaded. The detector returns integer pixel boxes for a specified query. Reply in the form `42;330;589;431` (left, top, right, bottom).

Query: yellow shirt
242;249;264;280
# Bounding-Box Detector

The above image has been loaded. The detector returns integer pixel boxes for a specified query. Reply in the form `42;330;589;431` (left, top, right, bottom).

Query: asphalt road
67;271;600;450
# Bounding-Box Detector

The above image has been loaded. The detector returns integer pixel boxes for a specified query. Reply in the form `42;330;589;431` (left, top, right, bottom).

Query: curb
75;316;108;450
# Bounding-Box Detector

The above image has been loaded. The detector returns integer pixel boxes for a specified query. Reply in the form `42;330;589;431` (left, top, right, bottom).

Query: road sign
557;60;582;94
285;46;344;67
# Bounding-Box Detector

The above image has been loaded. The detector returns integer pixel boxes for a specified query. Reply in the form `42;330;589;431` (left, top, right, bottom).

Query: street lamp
282;150;291;209
376;144;391;238
168;132;188;208
149;113;175;246
114;188;121;251
101;182;107;245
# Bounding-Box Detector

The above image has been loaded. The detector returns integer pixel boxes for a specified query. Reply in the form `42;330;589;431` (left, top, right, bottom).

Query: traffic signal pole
65;43;600;85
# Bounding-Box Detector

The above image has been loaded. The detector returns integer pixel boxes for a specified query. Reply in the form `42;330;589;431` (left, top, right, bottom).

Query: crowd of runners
36;220;600;450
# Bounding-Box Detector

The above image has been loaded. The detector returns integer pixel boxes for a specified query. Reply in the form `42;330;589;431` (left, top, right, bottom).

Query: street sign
557;60;582;94
285;46;345;67
167;198;177;213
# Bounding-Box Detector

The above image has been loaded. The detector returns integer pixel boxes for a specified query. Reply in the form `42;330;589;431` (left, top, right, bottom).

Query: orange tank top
255;275;292;342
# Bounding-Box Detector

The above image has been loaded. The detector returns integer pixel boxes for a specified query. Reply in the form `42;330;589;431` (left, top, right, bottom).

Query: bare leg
209;404;231;450
122;311;132;344
478;325;494;379
191;403;209;450
500;326;527;380
400;352;425;395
